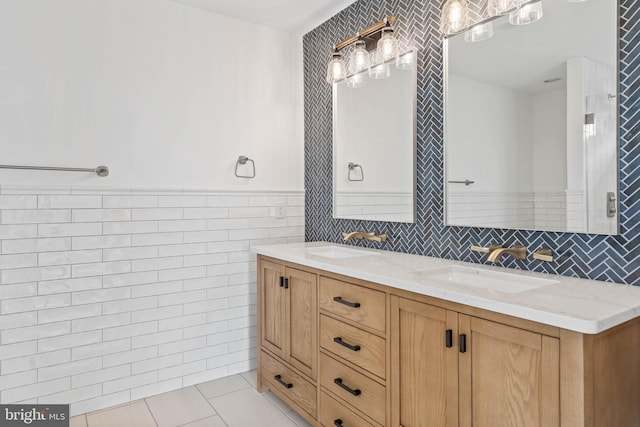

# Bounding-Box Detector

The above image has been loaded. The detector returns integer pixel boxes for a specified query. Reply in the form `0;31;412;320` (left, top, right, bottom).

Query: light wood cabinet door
260;260;286;360
286;267;317;380
391;297;458;427
459;315;559;427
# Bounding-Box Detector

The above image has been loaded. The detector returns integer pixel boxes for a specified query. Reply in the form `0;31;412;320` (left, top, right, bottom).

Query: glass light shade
326;52;347;84
377;28;399;63
396;51;415;70
349;40;370;74
464;22;494;42
369;62;391;79
440;0;470;35
509;1;544;25
487;0;524;16
346;71;367;88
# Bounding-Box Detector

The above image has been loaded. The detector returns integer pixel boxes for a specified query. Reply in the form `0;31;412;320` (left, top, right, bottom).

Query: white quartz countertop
252;242;640;334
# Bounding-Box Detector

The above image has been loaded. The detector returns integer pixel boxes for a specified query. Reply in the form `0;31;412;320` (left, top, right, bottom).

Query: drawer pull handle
446;329;453;348
333;337;361;352
334;377;362;396
459;334;467;353
279;277;284;287
334;419;343;427
333;296;361;308
274;374;293;389
283;278;289;289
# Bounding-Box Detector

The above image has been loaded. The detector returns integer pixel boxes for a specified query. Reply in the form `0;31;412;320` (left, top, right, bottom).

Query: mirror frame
442;4;621;236
332;53;419;224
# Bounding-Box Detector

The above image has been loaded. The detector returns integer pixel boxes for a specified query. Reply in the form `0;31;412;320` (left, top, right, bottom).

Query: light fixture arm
332;15;397;53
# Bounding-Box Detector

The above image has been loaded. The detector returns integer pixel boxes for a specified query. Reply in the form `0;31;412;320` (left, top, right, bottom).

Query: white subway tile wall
335;191;414;222
0;188;304;415
447;191;567;231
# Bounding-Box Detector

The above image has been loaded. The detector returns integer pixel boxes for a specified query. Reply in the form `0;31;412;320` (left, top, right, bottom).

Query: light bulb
326;52;347;84
369;62;390;79
396;51;415;70
440;0;470;35
349;40;370;74
464;22;494;42
346;71;367;88
509;1;544;25
377;27;399;63
487;0;519;16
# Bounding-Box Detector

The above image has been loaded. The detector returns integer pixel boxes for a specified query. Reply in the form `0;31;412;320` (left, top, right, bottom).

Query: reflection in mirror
445;0;618;235
333;55;416;223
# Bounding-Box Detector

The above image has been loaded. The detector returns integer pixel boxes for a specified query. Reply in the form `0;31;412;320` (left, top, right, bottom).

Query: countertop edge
253;244;640;335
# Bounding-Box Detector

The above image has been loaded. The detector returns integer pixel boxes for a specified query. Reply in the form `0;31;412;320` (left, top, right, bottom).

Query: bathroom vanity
254;243;640;427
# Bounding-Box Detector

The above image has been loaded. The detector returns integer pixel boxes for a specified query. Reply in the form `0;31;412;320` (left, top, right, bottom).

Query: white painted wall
0;0;305;415
334;68;414;193
532;88;567;193
0;0;304;191
446;75;533;193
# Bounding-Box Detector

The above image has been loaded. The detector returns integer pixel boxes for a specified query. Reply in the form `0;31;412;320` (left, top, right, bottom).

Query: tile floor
69;371;313;427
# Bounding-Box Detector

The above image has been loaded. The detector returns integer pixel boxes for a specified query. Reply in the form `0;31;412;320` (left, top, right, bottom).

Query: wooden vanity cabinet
258;255;640;427
391;297;559;427
258;258;318;422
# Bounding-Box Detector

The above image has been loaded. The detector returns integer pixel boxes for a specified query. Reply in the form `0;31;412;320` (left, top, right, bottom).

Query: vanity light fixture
396;51;415;70
326;51;347;84
464;22;494;42
440;0;470;35
508;1;544;25
487;0;525;17
349;40;371;74
369;61;391;79
326;16;412;86
346;71;367;88
377;27;399;62
346;40;371;88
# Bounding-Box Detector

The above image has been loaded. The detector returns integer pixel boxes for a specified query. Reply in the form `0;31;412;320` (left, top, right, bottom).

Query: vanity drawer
261;351;317;418
319;277;386;334
320;353;385;425
320;391;377;427
320;315;386;380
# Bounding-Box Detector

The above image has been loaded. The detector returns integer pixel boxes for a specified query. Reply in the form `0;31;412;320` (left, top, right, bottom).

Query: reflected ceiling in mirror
333;55;417;223
445;0;618;235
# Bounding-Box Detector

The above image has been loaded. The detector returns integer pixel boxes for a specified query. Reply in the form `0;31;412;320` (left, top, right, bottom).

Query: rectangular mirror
445;0;618;235
333;55;417;223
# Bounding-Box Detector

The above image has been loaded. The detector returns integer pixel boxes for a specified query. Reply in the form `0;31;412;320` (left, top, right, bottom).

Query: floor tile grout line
195;385;230;427
142;398;161;427
262;391;294;416
176;414;227;427
195;374;252;400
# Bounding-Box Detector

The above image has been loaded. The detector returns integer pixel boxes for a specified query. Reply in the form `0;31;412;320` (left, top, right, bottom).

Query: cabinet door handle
274;374;293;389
333;337;361;352
459;334;467;353
334;419;343;427
283;278;289;289
279;277;284;287
333;296;361;308
446;329;453;348
334;378;362;396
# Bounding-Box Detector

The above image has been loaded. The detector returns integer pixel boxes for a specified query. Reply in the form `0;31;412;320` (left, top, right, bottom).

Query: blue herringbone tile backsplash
303;0;640;285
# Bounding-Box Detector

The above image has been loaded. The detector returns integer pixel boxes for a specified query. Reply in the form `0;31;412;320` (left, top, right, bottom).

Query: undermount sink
306;246;379;259
413;265;559;293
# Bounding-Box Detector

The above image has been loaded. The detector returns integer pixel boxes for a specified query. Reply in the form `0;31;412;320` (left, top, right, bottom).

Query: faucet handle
470;244;502;254
368;233;387;243
532;248;554;262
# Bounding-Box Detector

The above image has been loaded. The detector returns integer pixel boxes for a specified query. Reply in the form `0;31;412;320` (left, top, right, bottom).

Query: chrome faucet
487;245;527;263
342;231;387;243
